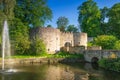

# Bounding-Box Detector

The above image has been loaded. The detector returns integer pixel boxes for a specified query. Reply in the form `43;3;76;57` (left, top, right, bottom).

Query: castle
30;27;87;54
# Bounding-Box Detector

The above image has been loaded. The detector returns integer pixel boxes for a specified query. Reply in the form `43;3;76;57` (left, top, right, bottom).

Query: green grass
7;51;84;59
52;51;84;58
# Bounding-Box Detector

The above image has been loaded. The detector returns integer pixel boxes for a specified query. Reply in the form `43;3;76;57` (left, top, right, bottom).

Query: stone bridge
84;50;120;62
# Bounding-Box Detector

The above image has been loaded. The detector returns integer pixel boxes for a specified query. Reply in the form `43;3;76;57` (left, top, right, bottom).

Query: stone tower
30;27;87;54
73;33;87;48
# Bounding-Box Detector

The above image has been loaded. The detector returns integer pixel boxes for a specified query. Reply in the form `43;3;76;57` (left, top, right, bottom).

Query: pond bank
0;57;85;64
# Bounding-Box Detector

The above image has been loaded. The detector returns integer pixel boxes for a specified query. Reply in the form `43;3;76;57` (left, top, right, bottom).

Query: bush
30;37;46;55
10;18;30;55
53;51;84;58
94;35;117;49
98;58;120;72
113;40;120;50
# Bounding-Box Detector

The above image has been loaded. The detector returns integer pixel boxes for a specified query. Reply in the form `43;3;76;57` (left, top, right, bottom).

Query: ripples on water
0;63;120;80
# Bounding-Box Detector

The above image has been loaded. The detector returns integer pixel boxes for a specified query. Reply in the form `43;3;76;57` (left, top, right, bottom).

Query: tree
78;0;101;37
114;40;120;50
14;0;52;27
0;0;16;44
0;0;16;20
47;24;52;27
56;16;69;31
100;7;109;34
66;25;78;32
94;35;117;49
10;18;30;55
107;3;120;39
30;37;46;55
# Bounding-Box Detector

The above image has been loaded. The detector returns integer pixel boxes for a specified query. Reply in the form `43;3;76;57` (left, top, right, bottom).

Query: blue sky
45;0;120;28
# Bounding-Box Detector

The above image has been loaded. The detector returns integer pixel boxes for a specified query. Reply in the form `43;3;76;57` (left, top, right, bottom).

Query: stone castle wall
30;27;87;54
30;27;60;54
38;27;60;54
60;32;74;47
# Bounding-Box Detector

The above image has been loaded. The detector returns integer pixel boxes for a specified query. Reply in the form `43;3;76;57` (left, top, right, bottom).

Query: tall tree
14;0;52;27
107;3;120;39
0;0;16;20
47;24;52;27
0;0;16;44
10;18;30;55
78;0;101;37
56;16;69;31
100;7;109;34
66;25;78;32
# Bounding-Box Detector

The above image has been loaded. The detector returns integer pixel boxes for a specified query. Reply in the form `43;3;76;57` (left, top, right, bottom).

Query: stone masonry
30;27;87;54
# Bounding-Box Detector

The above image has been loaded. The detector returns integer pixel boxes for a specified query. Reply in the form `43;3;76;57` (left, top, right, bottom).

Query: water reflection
0;63;120;80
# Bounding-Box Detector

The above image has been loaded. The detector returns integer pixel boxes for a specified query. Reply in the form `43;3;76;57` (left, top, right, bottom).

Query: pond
0;63;120;80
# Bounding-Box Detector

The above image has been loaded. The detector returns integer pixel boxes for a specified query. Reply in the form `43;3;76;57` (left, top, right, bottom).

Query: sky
45;0;120;28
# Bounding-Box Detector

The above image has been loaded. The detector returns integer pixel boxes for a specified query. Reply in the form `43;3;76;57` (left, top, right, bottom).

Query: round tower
38;27;61;54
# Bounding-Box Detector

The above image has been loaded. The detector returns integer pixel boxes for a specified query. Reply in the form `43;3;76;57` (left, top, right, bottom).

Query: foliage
47;24;52;27
99;58;120;72
113;40;120;50
0;0;16;44
107;3;120;39
77;0;101;37
10;18;30;55
87;42;94;47
66;25;78;32
94;35;117;49
0;0;16;20
0;12;6;44
56;16;69;31
14;0;52;27
12;51;84;59
53;51;84;58
30;37;46;55
100;7;110;34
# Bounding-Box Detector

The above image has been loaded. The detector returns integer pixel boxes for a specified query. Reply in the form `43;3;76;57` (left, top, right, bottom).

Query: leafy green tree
94;35;117;49
47;24;52;27
30;37;46;55
14;0;52;27
100;7;109;34
56;16;69;31
66;25;78;32
78;0;101;37
0;0;16;20
10;18;30;55
107;3;120;39
114;40;120;50
0;0;16;44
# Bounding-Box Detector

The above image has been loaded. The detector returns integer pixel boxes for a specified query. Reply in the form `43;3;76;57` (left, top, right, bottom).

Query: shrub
30;37;46;55
10;18;30;55
113;40;120;50
94;35;117;49
99;58;120;72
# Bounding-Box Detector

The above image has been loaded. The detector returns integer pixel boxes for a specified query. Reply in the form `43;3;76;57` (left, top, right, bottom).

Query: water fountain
1;20;16;73
2;20;11;70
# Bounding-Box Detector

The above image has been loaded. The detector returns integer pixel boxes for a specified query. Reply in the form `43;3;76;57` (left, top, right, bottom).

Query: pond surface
0;63;120;80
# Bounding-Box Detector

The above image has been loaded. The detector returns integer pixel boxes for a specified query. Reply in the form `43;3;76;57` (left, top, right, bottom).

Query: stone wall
30;27;60;54
87;46;102;50
0;58;84;65
84;50;120;62
73;33;87;48
30;27;87;54
79;33;87;49
69;46;85;54
60;32;74;47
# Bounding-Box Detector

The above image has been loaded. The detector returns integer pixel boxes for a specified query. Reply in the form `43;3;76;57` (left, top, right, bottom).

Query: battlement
38;27;60;33
30;27;87;54
61;31;73;35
